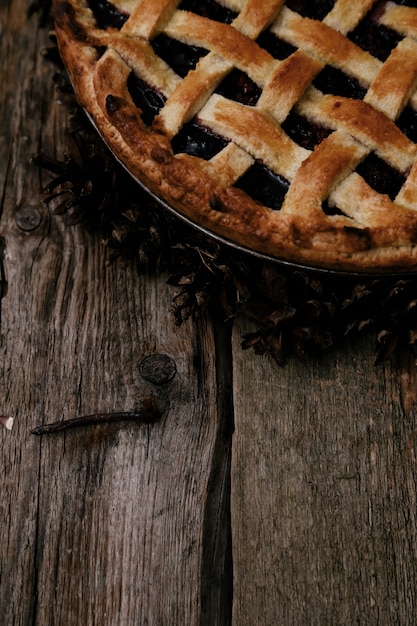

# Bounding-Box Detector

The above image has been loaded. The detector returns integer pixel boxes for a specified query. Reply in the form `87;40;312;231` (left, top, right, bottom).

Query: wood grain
231;316;417;625
0;4;232;624
2;3;417;626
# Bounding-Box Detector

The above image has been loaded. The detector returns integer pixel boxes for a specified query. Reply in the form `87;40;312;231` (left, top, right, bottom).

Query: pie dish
52;0;417;272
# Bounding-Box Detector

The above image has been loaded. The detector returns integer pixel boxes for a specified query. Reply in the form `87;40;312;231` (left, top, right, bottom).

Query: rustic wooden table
2;4;417;625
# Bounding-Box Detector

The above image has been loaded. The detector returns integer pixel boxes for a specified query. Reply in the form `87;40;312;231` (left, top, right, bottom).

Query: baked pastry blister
52;0;417;272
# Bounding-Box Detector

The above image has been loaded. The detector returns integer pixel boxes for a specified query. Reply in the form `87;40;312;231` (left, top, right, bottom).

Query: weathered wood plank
0;5;232;624
231;316;417;625
5;3;417;626
1;5;55;625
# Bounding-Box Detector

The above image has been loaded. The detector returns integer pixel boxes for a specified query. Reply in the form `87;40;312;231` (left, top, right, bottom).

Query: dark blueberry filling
356;154;406;200
322;200;346;217
234;162;290;211
216;69;261;106
87;0;128;29
285;0;336;20
256;31;296;60
94;45;107;58
178;0;237;23
172;119;228;159
127;73;166;126
348;18;402;61
397;106;417;143
313;66;367;100
231;154;406;214
282;112;332;151
151;34;208;77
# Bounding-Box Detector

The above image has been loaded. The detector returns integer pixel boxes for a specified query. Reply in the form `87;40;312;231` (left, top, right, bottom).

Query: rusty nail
31;398;161;435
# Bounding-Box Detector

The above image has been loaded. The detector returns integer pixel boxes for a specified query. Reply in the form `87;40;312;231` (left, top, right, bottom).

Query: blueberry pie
52;0;417;271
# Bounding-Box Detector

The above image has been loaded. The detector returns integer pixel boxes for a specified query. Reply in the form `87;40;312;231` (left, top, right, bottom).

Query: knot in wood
139;354;177;385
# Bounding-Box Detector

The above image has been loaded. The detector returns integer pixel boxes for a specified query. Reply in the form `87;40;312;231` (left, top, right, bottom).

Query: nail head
16;206;42;232
139;354;177;385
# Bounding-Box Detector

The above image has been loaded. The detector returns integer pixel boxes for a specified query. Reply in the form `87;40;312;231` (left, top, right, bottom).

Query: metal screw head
15;206;42;232
139;354;177;385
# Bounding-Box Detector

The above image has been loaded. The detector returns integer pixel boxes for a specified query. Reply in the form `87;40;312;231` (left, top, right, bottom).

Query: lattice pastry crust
52;0;417;271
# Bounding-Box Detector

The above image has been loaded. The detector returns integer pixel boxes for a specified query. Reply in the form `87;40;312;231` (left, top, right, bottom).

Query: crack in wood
0;236;7;330
200;310;234;626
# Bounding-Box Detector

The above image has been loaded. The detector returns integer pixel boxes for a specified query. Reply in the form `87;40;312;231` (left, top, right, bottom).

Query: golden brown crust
52;0;417;272
381;4;417;39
